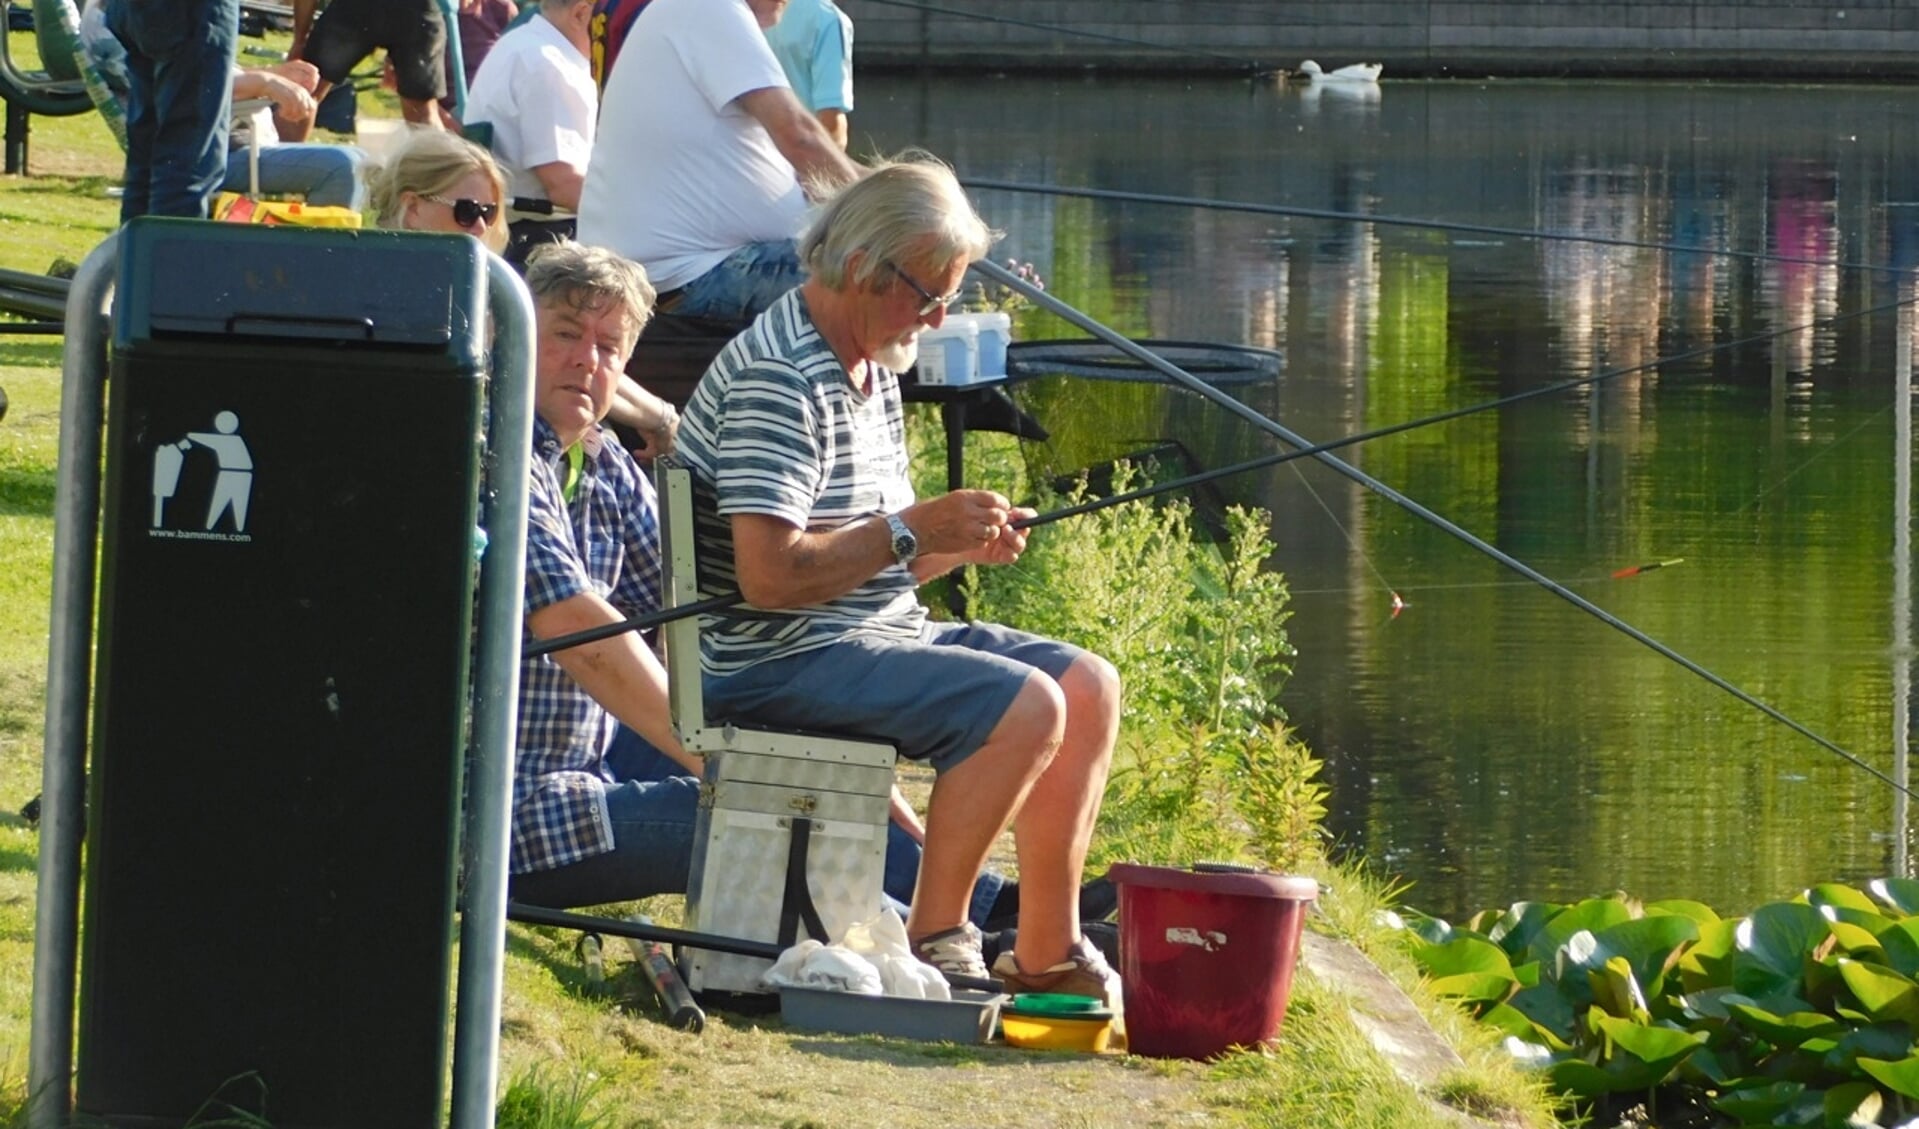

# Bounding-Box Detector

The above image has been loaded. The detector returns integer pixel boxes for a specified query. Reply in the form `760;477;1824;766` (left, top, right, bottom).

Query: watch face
888;514;917;561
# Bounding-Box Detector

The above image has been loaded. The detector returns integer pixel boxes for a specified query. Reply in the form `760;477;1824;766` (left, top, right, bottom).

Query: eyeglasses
885;260;961;317
425;194;499;228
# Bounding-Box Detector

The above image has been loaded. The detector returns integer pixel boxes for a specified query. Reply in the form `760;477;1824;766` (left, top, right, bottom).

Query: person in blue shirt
762;0;853;150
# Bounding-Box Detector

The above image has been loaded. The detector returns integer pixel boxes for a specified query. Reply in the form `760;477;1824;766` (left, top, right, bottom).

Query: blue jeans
603;726;1007;928
222;144;367;210
106;0;239;220
506;774;701;909
671;239;805;323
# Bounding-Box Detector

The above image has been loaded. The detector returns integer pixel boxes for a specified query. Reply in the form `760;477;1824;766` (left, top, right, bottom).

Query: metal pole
1896;270;1914;877
28;231;118;1129
447;256;537;1129
436;0;467;122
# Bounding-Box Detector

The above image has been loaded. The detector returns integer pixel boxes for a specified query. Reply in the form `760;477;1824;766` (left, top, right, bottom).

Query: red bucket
1108;863;1318;1059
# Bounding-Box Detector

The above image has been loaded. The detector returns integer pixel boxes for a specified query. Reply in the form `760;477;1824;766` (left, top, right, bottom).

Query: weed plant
952;458;1326;873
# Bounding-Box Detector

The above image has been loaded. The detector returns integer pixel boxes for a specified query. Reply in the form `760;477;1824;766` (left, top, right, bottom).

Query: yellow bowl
1001;1011;1114;1052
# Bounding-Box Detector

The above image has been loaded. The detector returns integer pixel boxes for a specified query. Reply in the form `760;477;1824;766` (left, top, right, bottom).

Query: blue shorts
703;620;1085;774
671;239;805;323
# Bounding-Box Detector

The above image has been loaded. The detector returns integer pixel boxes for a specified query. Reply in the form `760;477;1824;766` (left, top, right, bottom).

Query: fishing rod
1011;292;1908;532
522;593;735;659
852;0;1272;75
523;287;1905;663
971;257;1919;801
962;178;1910;276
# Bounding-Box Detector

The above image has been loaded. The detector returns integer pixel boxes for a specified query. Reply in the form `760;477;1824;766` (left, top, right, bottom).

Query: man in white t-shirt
465;0;598;266
577;0;860;324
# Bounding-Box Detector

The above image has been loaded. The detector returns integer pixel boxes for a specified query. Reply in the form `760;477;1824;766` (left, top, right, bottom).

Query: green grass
0;41;1567;1126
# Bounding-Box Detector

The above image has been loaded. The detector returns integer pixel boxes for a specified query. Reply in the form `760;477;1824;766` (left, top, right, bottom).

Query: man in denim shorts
673;155;1124;1009
577;0;860;325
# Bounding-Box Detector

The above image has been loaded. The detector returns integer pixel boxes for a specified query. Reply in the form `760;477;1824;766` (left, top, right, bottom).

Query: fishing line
962;178;1911;276
851;0;1272;74
973;257;1919;800
529;292;1904;661
1009;294;1908;530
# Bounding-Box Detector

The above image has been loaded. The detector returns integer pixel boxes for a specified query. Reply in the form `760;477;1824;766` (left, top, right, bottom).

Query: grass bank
0;31;1562;1127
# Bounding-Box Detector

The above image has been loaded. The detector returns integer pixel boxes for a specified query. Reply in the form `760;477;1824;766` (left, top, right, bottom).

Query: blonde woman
368;128;509;253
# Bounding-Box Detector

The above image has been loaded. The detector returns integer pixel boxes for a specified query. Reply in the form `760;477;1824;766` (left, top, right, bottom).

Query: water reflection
859;77;1916;918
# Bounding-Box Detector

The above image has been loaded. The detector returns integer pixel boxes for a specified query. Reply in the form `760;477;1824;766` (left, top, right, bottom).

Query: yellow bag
213;193;363;229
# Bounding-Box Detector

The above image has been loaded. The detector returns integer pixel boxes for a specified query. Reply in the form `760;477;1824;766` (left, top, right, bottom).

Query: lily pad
1589;913;1700;999
1678;917;1740;993
1809;884;1882;916
1530;897;1633;967
1487;901;1560;959
1837;960;1919;1026
1859;1054;1919;1100
1870;877;1919;916
1823;1023;1915;1077
1735;903;1828;998
1826;920;1888;961
1645;898;1721;926
1876;919;1919;978
1723;1000;1844;1047
1590;957;1648;1021
1509;982;1578;1047
1713;1080;1806;1122
1821;1080;1882;1128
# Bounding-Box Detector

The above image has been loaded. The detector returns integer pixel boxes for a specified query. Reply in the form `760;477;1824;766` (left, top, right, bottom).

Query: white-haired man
673;157;1123;1006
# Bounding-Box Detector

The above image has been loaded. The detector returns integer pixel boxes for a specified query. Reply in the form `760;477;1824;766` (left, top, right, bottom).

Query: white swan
1298;59;1383;84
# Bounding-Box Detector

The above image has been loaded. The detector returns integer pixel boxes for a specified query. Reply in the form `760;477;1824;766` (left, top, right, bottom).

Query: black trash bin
75;219;490;1128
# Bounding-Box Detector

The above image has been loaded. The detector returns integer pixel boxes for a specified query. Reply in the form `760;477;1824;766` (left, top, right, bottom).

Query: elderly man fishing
505;240;1102;949
673;154;1124;1007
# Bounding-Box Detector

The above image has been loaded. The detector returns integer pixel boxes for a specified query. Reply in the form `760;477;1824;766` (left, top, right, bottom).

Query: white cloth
577;0;807;291
463;13;597;218
759;909;953;1001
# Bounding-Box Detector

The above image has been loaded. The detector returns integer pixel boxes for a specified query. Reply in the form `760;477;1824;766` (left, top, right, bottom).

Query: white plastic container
916;320;978;385
947;312;1012;378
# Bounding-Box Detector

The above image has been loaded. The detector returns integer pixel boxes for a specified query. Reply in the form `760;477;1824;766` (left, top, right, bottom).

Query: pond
857;74;1919;920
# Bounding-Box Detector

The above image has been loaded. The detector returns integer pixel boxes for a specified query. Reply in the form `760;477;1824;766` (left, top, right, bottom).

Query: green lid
1005;993;1112;1019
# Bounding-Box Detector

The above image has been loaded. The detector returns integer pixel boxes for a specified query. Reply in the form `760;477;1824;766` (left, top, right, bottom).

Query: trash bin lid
1108;862;1319;902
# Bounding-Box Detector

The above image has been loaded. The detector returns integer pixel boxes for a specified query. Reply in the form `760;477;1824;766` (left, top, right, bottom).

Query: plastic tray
780;987;1005;1044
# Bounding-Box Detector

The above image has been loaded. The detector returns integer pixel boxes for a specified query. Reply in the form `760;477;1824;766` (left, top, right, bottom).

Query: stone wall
838;0;1919;79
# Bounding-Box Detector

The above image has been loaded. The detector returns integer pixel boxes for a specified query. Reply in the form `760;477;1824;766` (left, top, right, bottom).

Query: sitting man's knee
1062;652;1122;716
1001;671;1068;754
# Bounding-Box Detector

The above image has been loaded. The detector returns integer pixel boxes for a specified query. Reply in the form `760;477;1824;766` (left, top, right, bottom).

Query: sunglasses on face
885;260;962;317
425;194;499;228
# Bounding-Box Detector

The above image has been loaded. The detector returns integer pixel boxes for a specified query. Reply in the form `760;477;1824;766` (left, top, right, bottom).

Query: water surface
857;76;1919;919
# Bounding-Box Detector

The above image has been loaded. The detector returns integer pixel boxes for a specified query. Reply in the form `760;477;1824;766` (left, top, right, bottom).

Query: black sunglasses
885;260;961;317
426;194;499;228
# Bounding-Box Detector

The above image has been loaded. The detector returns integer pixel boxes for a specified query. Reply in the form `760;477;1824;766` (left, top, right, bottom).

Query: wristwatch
885;512;918;565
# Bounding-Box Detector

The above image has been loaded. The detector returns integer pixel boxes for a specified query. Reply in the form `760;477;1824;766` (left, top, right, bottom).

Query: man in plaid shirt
505;242;703;908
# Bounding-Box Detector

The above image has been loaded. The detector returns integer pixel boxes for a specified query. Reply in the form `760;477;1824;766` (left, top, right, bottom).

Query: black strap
511;196;556;215
776;816;829;948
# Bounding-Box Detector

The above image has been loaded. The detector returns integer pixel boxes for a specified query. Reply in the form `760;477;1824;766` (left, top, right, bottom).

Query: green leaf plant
1392;883;1919;1126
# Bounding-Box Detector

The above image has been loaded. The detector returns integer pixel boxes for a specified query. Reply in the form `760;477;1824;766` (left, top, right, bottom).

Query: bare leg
275;78;329;143
400;97;446;129
1007;653;1120;972
906;673;1063;942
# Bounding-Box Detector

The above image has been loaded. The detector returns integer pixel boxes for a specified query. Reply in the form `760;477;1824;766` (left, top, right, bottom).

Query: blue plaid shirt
512;417;663;874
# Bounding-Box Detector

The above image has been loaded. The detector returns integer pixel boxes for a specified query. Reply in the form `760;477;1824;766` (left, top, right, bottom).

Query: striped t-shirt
674;288;927;675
